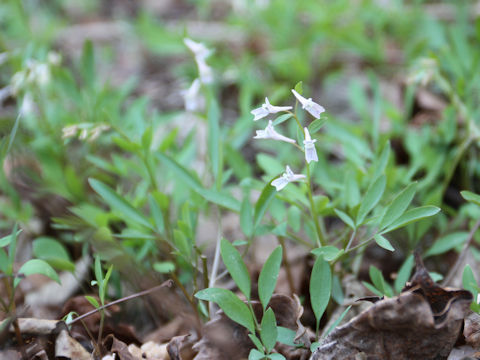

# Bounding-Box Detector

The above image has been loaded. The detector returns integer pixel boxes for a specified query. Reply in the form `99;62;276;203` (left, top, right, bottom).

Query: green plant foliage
220;239;251;300
310;256;332;333
195;288;255;333
258;246;283;311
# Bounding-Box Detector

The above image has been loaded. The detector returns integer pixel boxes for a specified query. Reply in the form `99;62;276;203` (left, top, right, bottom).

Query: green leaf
207;95;221;179
198;188;241;212
258;246;283;310
461;190;480;206
462;265;479;298
374;234;394;252
0;230;21;248
273;113;293;126
156;153;202;192
277;327;297;347
248;333;264;352
362;281;384;297
310;256;331;332
381;206;441;233
221;239;251;300
425;231;469;257
374;141;390;179
16;259;60;287
148;194;165;233
195;288;255;333
81;40;95;88
309;118;327;134
294;81;303;94
240;197;253;237
153;261;175;273
356;175;386;225
248;349;266;360
380;183;417;229
89;178;153;230
33;237;71;262
394;254;414;293
369;265;386;295
173;229;191;258
334;209;355;229
254;181;277;229
311;246;344;262
260;308;278;353
85;295;100;308
323;305;352;338
0;249;7;273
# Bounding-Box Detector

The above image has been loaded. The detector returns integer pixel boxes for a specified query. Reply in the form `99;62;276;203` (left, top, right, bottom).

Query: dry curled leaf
311;253;473;360
189;294;311;360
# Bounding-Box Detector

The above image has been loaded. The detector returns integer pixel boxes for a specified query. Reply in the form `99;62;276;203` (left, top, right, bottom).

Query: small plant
0;225;60;355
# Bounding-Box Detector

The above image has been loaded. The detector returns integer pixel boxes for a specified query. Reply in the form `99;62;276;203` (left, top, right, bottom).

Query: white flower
89;124;110;141
196;58;214;84
184;38;212;61
182;78;204;112
271;165;306;191
303;127;318;163
251;97;292;121
254;120;296;144
291;89;325;119
62;125;79;139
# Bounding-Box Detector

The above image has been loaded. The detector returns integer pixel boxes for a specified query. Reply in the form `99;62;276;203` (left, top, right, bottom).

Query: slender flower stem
306;164;326;247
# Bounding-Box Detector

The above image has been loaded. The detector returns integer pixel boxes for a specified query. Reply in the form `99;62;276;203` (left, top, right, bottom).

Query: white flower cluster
251;88;325;191
182;38;215;112
62;123;110;142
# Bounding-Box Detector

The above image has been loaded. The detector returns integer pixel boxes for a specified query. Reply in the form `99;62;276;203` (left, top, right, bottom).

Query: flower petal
251;107;269;121
272;177;289;191
305;147;318;163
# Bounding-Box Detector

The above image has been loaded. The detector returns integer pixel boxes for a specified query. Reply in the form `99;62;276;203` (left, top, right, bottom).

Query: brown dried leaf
464;312;480;349
167;334;197;360
55;329;92;360
311;253;473;360
104;334;136;360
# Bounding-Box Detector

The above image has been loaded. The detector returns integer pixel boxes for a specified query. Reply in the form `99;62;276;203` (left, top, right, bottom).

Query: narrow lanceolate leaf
16;259;60;287
258;246;283;310
89;179;153;230
156;153;202;192
254;181;277;229
374;234;395;252
195;288;255;333
198;188;241;212
369;265;386;295
310;256;331;332
356;175;386;226
334;209;355;229
220;239;251;300
379;182;417;230
381;206;441;234
207;96;221;179
260;308;278;353
425;232;469;257
394;254;414;293
240;197;253;237
461;190;480;206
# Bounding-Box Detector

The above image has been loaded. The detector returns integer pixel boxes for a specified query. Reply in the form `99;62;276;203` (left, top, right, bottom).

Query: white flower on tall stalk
184;38;212;61
271;165;306;191
254;120;296;144
184;38;214;84
291;89;325;119
251;97;292;121
196;58;214;84
182;78;204;112
62;125;79;139
303;127;318;163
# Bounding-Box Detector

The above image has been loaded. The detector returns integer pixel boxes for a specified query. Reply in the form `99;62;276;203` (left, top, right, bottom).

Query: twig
442;219;480;286
68;280;173;325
